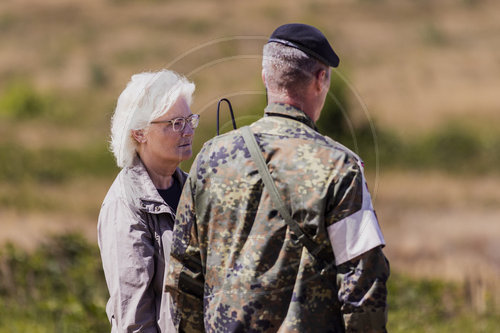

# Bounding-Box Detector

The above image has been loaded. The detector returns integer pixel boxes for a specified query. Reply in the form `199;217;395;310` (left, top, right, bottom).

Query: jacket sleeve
165;176;205;332
98;198;159;333
325;157;389;332
336;246;390;333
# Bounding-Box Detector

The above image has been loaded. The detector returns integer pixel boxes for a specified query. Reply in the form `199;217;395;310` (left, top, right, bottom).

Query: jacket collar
125;155;187;214
264;103;318;131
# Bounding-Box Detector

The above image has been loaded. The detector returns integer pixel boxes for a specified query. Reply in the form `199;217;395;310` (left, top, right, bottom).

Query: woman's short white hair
110;70;195;168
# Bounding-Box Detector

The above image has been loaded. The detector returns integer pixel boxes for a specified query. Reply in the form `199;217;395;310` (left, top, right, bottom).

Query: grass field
1;0;499;330
0;234;499;332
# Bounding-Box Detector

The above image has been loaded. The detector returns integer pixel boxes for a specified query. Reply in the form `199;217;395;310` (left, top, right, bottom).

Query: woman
98;70;199;332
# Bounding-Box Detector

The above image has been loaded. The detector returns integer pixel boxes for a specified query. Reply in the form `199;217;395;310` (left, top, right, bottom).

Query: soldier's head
262;23;339;122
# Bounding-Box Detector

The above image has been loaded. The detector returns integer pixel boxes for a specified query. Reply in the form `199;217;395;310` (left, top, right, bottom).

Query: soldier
166;23;390;332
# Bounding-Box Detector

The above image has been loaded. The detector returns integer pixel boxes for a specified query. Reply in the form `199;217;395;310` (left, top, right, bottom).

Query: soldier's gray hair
262;42;328;96
110;70;195;168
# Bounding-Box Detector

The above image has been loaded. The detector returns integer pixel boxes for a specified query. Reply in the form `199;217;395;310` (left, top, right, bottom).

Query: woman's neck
140;155;178;189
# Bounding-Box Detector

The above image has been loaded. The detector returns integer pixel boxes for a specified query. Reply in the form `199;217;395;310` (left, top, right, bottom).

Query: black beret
268;23;339;68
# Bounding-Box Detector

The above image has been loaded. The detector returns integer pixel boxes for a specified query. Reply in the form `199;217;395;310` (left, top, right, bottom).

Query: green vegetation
388;273;499;332
0;82;52;119
0;143;117;184
0;82;89;124
316;72;500;175
0;234;108;333
0;235;498;332
345;124;500;175
0;97;498;190
422;22;448;46
0;74;497;192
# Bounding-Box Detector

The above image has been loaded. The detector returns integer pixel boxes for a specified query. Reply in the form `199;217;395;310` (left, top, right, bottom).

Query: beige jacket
98;156;187;332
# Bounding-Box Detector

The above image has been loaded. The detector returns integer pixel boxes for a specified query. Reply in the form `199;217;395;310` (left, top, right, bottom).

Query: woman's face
140;97;196;168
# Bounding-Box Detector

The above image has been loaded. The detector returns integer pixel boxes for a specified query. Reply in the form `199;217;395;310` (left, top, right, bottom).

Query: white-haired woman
98;70;199;332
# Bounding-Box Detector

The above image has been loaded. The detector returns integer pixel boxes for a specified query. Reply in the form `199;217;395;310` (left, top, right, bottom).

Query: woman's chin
178;148;193;161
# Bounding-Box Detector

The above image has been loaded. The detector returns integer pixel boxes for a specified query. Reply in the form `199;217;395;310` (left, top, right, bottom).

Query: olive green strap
240;126;323;257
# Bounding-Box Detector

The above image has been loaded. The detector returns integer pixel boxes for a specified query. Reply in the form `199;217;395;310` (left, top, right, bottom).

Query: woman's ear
131;129;146;143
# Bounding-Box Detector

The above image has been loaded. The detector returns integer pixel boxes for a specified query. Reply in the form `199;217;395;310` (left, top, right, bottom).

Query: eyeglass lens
172;115;199;131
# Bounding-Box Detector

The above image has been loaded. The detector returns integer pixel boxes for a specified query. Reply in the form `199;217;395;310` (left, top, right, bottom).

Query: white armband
327;173;385;265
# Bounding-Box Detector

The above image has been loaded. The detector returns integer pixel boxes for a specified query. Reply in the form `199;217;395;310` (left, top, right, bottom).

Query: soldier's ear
314;69;329;93
131;129;147;143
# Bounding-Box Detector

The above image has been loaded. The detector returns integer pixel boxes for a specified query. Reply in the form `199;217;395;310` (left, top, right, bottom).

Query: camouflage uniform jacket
166;103;390;332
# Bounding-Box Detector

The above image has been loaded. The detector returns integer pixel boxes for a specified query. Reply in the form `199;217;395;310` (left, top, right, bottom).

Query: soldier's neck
267;91;316;122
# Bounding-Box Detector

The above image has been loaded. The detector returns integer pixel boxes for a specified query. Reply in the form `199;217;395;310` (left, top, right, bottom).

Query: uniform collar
264;103;318;131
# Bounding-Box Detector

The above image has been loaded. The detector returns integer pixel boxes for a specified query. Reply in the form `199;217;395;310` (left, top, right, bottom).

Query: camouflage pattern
165;103;389;332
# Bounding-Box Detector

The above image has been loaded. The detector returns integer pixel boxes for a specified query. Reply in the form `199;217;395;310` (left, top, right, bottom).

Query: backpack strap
240;126;325;259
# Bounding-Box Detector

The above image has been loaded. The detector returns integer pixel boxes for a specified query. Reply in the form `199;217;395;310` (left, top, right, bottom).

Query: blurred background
0;0;499;331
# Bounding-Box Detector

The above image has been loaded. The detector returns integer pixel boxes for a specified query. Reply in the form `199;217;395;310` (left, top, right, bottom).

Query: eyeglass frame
150;114;200;132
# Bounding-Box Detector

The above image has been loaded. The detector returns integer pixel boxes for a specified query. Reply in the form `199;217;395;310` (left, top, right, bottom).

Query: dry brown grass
374;171;500;309
1;0;500;133
0;178;110;250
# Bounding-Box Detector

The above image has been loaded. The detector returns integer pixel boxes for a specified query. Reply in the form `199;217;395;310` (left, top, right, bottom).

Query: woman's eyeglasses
150;114;200;132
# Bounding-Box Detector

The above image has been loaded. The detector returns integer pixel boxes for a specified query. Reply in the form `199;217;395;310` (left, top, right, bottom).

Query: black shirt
157;176;182;214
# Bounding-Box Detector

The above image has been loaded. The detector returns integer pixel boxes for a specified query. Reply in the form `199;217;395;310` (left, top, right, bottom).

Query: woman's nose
182;122;195;137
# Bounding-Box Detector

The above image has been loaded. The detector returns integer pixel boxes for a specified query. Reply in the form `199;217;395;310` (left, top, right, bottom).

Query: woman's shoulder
98;182;144;235
100;168;142;214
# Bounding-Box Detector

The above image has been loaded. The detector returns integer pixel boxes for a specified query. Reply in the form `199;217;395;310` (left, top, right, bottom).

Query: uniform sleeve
337;246;390;333
325;157;389;331
165;175;205;332
325;158;385;265
97;198;159;332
